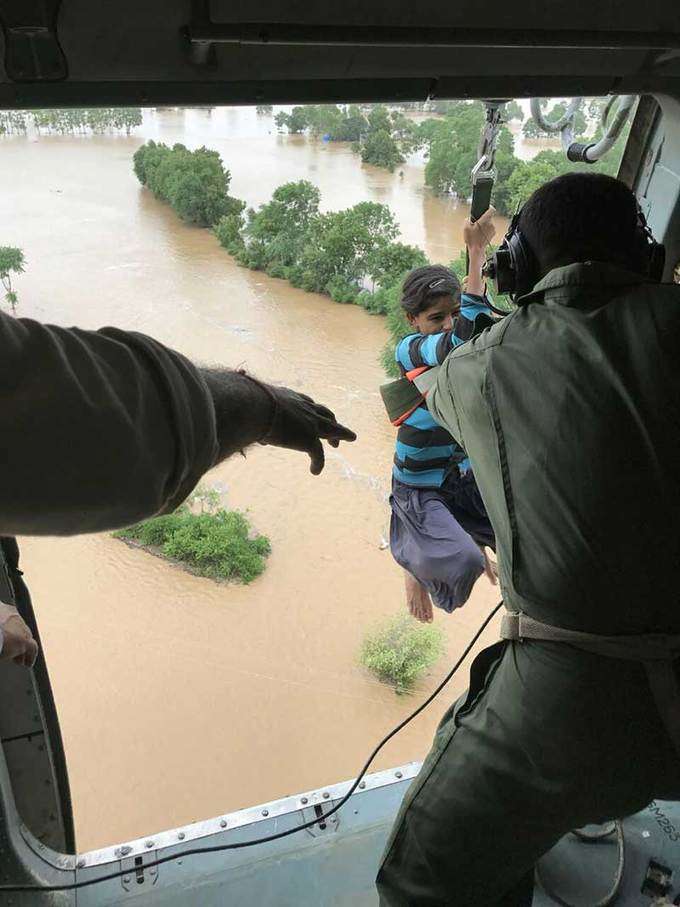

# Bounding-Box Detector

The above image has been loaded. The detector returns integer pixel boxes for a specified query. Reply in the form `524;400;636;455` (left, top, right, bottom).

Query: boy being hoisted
382;210;498;622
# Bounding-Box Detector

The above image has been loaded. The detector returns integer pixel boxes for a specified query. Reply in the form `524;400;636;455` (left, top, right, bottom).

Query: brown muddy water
1;107;509;851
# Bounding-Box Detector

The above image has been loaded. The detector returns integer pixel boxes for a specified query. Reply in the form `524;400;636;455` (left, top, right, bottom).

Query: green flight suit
376;263;680;905
0;313;218;536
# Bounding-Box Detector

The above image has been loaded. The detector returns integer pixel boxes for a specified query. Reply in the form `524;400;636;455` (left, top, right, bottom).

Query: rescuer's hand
264;386;357;475
464;207;497;252
0;602;38;668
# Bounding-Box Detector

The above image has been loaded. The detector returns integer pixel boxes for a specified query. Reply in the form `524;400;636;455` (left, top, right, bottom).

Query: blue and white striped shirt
393;294;494;488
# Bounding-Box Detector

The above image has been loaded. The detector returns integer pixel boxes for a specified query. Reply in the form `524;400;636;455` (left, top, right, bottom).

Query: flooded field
2;107;506;850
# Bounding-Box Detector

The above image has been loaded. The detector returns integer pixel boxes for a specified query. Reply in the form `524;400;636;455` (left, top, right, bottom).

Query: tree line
274;104;419;171
0;108;142;136
132;140;431;369
132;106;629;377
272;99;626;216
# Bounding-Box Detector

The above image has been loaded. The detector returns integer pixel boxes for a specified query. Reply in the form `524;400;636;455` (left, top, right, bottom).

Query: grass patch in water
114;489;270;584
360;614;446;695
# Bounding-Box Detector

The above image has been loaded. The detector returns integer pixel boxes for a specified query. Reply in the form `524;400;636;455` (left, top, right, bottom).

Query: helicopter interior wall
643;95;680;280
1;1;680;105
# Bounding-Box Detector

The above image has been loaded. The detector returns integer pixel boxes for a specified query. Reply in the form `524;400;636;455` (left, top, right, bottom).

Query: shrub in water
114;504;271;584
360;614;445;694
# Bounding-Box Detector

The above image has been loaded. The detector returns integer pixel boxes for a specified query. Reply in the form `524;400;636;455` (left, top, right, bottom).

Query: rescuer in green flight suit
376;172;680;906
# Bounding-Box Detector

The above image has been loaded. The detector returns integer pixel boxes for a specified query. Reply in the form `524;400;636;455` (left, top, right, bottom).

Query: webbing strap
501;612;680;661
501;611;680;755
411;366;441;395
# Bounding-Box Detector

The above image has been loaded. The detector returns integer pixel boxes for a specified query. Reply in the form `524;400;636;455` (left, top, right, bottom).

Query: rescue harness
379;364;440;425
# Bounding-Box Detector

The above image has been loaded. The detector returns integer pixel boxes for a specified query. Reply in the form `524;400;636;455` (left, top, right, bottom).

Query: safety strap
379;365;442;426
501;611;680;756
410;365;440;395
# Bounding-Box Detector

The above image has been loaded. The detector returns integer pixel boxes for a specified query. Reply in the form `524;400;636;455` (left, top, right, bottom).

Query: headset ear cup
508;230;539;300
487;247;515;296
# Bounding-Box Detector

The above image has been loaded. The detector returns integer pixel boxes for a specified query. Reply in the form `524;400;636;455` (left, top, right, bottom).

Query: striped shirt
393;294;494;488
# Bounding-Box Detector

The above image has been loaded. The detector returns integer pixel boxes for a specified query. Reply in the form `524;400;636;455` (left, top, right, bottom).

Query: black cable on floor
0;602;504;893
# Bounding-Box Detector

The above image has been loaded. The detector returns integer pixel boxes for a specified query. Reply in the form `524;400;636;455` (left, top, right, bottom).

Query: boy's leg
404;570;434;623
390;484;486;614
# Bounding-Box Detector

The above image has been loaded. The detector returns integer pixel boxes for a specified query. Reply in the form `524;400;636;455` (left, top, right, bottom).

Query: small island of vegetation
114;486;271;584
360;614;446;695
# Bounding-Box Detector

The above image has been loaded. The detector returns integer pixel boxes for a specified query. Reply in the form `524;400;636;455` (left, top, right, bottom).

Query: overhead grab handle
566;95;636;163
529;95;636;164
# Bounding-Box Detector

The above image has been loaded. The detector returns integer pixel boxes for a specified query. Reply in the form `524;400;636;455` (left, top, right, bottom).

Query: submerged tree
0;246;25;312
360;128;404;171
133;141;244;228
274;107;310;134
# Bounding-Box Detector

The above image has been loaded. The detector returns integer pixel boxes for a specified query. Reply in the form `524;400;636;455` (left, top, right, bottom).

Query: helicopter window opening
134;855;145;885
0;96;642;853
313;803;327;830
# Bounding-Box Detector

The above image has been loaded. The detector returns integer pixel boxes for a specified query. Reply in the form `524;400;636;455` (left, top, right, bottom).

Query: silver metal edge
74;761;421;868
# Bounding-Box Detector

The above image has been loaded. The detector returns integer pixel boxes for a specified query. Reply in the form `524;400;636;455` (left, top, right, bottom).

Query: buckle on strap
500;612;522;640
500;611;680;660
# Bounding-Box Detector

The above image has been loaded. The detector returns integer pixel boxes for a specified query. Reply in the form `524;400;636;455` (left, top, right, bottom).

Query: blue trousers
389;470;495;613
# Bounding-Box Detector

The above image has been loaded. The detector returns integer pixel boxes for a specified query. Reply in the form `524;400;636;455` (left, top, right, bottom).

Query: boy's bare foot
404;572;434;623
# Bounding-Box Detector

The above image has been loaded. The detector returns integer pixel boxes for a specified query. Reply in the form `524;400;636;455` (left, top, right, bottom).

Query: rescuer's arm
200;367;356;475
0;313;355;536
427;357;464;445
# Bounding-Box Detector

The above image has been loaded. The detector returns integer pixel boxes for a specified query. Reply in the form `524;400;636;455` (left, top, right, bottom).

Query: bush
360;128;404;172
360;614;446;694
214;212;245;253
381;283;412;377
114;505;271;584
0;245;25;312
327;276;359;303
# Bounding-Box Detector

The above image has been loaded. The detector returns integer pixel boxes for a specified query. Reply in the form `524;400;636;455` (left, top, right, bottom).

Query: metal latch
299;800;340;837
119;850;160;892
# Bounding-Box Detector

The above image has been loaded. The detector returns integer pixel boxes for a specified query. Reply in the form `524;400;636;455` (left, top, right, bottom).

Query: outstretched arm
0;313;355;536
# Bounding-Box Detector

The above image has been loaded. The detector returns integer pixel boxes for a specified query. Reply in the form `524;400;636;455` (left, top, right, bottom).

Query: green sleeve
427;356;464;446
0;311;218;536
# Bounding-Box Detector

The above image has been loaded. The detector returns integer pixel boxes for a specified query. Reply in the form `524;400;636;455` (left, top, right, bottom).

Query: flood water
2;107;511;851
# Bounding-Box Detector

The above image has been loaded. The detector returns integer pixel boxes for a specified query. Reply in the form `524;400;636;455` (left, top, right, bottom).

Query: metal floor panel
72;797;680;906
4;760;680;904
